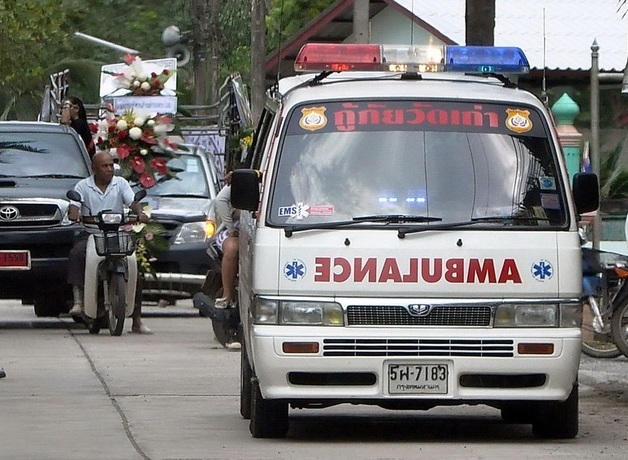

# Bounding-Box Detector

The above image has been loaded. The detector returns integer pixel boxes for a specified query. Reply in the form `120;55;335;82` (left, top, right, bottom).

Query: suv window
0;133;90;177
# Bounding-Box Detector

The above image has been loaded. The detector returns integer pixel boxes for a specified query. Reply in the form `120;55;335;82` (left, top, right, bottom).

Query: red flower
89;123;98;133
163;69;170;76
131;156;145;173
150;157;168;175
151;72;157;78
122;54;137;65
117;130;127;140
139;172;156;188
117;144;132;160
141;134;158;145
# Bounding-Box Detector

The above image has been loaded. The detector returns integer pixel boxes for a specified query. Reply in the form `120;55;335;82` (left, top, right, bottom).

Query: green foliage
0;0;67;94
266;0;335;51
600;140;628;199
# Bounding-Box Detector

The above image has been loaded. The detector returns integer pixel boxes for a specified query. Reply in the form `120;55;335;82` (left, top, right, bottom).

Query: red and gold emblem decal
299;107;327;131
505;109;533;133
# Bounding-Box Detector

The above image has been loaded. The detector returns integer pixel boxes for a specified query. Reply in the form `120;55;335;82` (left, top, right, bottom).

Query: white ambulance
231;43;599;439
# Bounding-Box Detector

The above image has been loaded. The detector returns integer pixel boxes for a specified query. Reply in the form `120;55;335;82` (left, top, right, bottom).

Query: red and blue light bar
294;43;530;75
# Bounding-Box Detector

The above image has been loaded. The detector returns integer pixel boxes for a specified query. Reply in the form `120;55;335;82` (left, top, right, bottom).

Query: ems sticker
278;203;334;219
539;176;556;191
299;107;327;131
284;259;306;281
531;259;553;281
505;109;533;133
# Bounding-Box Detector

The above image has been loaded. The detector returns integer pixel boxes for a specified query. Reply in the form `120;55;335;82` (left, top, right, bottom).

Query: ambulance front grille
347;305;491;326
322;338;514;357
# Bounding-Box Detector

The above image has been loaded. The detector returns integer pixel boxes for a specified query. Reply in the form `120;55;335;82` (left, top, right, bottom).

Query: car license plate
388;362;449;395
0;250;31;270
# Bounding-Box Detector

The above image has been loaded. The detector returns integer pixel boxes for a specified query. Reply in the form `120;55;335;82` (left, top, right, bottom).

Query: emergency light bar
294;43;530;75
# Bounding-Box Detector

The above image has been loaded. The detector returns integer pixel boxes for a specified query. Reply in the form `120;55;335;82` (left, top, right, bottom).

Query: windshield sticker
531;259;553;282
278;203;334;219
540;193;560;209
505;109;533;133
288;101;547;137
539;176;556;190
299;107;328;131
284;259;306;281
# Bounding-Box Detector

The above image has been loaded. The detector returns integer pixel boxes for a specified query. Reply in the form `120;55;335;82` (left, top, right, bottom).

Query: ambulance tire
249;379;288;438
240;331;252;419
531;383;578;439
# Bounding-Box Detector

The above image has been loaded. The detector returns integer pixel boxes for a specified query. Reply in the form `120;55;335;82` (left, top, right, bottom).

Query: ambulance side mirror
231;169;260;211
572;172;599;214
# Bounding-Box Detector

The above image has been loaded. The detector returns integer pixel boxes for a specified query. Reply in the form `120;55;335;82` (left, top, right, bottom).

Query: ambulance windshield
268;100;567;228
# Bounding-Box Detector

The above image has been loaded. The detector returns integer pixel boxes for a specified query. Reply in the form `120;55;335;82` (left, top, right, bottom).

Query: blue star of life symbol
284;259;306;281
531;259;553;281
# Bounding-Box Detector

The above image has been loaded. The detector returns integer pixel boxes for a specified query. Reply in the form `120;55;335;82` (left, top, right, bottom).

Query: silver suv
140;144;222;302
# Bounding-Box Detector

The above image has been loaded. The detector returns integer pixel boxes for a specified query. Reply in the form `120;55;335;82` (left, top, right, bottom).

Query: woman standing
60;96;96;158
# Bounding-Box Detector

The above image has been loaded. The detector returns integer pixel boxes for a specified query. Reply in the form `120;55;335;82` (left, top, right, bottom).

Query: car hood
0;177;82;200
146;196;212;221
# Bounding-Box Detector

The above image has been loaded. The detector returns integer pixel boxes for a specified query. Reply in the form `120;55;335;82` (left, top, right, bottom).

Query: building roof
396;0;627;72
266;0;627;79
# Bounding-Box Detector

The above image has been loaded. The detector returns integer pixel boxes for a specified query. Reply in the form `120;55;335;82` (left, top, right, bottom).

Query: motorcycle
67;189;146;336
192;229;240;349
581;247;628;358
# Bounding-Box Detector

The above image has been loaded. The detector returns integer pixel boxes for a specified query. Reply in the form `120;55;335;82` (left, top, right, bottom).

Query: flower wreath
103;54;176;97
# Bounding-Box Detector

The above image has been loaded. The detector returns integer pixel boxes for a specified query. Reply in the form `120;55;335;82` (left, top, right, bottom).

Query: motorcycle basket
94;233;135;256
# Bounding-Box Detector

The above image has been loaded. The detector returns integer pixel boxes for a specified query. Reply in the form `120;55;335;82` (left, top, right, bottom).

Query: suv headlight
173;220;216;244
253;298;344;326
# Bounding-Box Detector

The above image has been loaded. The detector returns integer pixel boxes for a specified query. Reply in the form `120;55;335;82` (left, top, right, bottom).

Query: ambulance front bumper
250;325;581;403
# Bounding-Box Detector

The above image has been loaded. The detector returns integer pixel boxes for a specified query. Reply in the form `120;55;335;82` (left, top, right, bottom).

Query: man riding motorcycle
67;151;150;332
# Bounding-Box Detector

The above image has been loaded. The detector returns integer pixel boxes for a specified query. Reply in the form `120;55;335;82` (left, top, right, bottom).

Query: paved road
1;300;627;460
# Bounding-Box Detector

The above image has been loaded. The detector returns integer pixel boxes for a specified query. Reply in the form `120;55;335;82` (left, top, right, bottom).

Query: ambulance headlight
252;298;344;326
281;301;344;326
494;304;558;327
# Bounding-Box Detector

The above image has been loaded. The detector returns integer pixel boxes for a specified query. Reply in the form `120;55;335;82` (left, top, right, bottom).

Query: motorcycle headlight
253;298;344;326
494;304;558;327
173;220;216;244
101;213;123;224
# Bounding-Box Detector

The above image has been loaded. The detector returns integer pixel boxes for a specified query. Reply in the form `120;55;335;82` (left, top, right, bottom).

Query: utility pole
191;0;208;105
250;0;266;123
465;0;495;45
353;0;369;44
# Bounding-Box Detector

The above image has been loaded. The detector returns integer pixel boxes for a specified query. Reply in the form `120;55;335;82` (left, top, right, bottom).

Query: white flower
98;119;109;132
147;119;155;126
132;80;140;87
140;81;151;91
140;149;148;156
134;117;145;127
153;124;168;136
129;127;143;140
109;147;118;158
116;119;128;131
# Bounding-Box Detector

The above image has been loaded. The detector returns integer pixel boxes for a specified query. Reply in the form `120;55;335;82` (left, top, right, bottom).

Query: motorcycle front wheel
611;296;628;358
107;273;127;336
581;297;621;358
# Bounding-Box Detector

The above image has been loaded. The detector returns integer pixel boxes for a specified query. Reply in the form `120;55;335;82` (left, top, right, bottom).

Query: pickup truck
0;121;92;316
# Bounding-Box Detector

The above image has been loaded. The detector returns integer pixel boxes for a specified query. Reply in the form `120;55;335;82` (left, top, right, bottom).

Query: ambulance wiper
397;215;551;238
284;215;441;237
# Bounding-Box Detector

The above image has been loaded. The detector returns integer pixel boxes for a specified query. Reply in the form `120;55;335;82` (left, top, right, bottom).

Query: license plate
0;250;31;270
388;362;449;395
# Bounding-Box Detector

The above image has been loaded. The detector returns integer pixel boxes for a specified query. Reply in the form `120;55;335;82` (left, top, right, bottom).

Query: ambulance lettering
313;257;522;284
